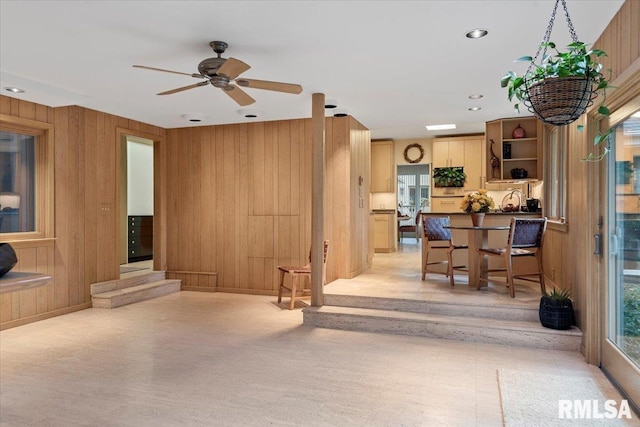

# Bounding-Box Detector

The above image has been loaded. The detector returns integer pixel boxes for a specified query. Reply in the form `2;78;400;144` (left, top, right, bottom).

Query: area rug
498;369;628;426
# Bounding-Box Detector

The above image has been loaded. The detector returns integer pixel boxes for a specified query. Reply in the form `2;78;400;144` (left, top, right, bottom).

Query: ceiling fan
133;41;303;106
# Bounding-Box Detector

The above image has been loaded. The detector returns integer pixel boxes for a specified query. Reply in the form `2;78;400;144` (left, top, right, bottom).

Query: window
0;116;54;240
544;125;567;224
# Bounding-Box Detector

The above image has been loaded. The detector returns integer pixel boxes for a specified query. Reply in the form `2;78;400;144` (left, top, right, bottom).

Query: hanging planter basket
522;75;598;126
501;0;611;130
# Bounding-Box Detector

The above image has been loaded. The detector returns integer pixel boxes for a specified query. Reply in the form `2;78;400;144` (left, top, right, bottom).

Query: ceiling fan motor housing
198;57;227;77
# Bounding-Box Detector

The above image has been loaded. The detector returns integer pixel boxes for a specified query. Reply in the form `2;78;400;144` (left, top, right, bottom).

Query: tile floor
0;242;637;426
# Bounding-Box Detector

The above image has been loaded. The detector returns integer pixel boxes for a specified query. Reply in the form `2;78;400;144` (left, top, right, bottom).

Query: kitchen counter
435;211;542;215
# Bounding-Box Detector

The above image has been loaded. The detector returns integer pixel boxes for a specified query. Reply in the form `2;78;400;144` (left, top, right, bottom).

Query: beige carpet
498;369;630;426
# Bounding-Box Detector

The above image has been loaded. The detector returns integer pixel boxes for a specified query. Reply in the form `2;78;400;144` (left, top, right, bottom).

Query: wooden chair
421;216;467;286
399;210;421;243
277;240;329;310
477;217;547;298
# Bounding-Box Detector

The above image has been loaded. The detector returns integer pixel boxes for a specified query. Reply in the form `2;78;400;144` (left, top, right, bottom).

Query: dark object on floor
0;243;18;278
539;295;575;330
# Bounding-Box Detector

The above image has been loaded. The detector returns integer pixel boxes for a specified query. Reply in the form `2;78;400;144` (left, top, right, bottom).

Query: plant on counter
433;167;466;188
460;189;495;213
539;287;575;330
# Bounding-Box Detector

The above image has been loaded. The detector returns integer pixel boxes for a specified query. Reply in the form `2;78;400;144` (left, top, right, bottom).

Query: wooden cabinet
371;140;395;192
373;212;396;252
485;117;542;182
128;215;153;262
430;197;463;213
433;139;465;167
432;135;485;193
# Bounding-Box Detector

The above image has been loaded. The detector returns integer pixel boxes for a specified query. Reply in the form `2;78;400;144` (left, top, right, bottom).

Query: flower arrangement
460;189;495;213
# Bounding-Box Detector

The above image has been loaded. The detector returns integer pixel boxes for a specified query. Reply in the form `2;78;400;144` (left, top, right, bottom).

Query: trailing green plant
544;287;572;301
501;41;614;161
433;167;466;188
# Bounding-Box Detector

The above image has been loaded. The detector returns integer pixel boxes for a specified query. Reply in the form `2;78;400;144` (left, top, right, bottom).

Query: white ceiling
0;1;624;140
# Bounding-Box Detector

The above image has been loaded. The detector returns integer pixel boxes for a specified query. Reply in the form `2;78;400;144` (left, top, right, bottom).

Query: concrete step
91;279;181;309
303;305;582;351
324;293;540;322
91;271;167;295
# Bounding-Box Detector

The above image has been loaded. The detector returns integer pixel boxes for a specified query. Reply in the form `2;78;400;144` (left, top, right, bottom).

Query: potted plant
539;287;575;330
433;167;466;188
501;41;613;160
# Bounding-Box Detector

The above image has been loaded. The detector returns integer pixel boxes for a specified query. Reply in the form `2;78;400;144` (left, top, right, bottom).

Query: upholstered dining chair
476;217;547;298
277;240;329;310
399;210;422;243
421;216;468;286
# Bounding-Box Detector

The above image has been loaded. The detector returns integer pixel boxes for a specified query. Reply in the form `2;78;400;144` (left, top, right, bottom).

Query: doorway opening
397;164;430;246
120;135;154;276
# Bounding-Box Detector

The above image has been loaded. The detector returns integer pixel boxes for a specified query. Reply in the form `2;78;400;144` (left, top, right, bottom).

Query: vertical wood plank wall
542;0;640;360
0;96;165;329
163;116;371;293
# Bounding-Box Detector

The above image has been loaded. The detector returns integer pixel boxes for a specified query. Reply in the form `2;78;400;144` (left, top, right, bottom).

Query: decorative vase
0;243;18;278
470;212;485;227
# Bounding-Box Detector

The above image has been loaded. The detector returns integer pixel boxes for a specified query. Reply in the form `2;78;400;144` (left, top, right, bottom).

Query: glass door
601;108;640;409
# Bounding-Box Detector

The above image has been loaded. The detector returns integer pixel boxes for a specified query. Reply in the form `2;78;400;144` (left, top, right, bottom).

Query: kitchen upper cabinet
485;117;542;182
371;140;395;192
433;139;465;167
464;137;486;190
432;135;485;192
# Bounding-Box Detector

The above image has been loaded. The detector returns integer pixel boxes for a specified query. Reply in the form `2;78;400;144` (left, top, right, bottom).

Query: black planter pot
539;296;575;330
0;243;18;278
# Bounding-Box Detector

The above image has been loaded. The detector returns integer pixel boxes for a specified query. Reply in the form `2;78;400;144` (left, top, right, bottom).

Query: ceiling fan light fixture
333;109;348;117
465;28;488;39
426;124;456;131
325;99;337;109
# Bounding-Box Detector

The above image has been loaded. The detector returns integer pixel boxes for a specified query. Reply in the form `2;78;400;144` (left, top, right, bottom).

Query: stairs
303;293;582;351
91;271;181;309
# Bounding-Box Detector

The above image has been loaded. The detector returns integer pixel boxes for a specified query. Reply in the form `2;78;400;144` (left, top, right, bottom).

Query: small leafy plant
433;167;466;188
544;287;572;301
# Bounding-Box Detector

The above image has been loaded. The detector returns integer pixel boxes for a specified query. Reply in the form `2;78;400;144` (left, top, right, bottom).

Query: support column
311;93;325;307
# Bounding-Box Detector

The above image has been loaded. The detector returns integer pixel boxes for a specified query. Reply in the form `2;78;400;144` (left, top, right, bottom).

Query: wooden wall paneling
165;128;179;276
53;107;71;310
199;127;214;284
223;125;238;288
189;127;202;274
17;247;38;318
632;0;640;61
36;244;51;314
237;124;250;290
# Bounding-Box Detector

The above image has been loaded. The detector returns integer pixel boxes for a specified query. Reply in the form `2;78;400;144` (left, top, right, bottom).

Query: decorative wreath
403;143;424;164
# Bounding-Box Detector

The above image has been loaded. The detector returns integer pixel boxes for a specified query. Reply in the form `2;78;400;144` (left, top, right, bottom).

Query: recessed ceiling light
468;107;482;111
182;114;206;122
469;94;483;99
4;87;24;93
426;124;456;131
237;109;261;118
465;28;488;39
325;99;337;109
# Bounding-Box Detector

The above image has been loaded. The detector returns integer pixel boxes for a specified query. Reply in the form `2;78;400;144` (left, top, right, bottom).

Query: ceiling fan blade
133;65;204;79
157;81;210;95
235;78;302;94
216;57;251;79
222;84;255;106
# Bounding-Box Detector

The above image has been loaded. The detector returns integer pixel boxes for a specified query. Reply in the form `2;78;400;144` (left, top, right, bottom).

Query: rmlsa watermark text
559;399;632;419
